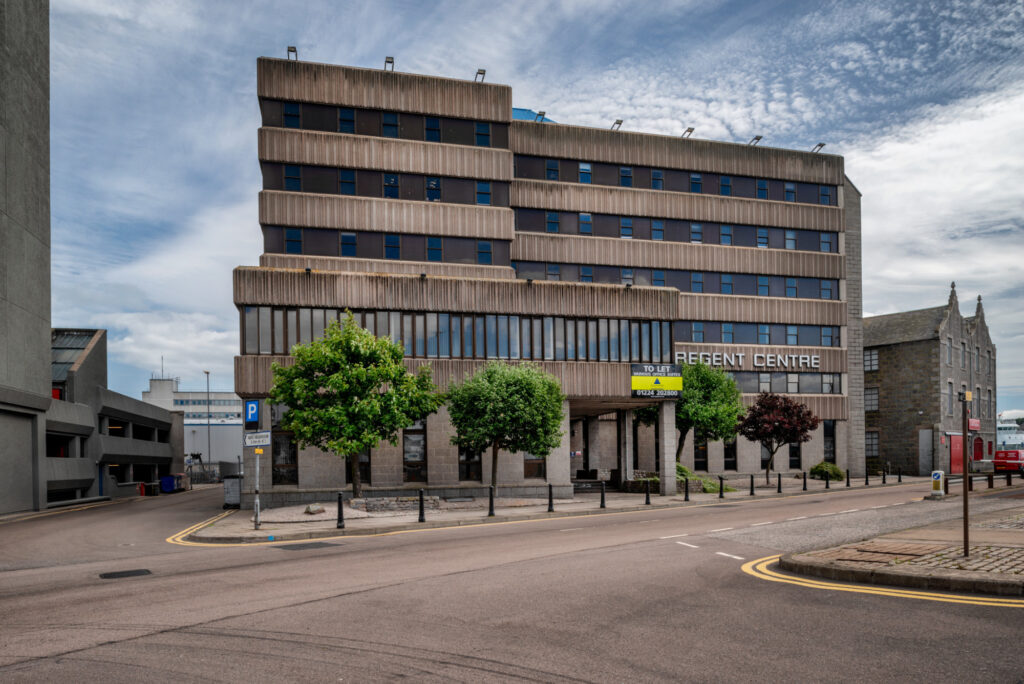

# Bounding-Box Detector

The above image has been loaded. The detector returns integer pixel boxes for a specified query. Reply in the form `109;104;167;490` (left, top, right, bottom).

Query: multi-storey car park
235;57;865;506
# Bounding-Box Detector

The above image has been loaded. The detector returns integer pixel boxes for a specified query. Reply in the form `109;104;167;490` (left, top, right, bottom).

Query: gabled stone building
863;283;996;475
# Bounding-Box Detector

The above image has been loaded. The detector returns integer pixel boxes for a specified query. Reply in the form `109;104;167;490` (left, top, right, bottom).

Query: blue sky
49;0;1024;416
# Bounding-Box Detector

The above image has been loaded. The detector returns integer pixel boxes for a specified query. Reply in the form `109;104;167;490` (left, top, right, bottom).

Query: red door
950;435;963;474
973;437;984;461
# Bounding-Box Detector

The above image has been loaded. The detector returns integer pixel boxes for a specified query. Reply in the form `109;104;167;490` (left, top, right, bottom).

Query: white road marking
870;505;888;509
787;516;807;521
676;541;699;548
709;527;734;532
839;509;860;513
751;521;773;526
716;552;745;560
891;502;907;506
559;528;582;532
659;534;689;539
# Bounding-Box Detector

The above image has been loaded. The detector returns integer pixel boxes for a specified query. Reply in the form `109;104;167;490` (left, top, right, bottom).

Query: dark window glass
339;169;355;195
285;228;302;254
579;212;592;234
438;314;450;357
521;318;531;360
720;176;732;196
785;230;796;250
756;179;768;199
284;165;301;191
621;268;633;285
819;185;832;205
498;316;509;358
691;272;703;293
509;316;520;359
476;181;491;205
757;228;769;248
651;220;664;241
475;316;486;358
382;112;399;138
759;373;771;392
758;324;769;344
338;107;355;133
721;274;733;294
690;223;702;243
425;117;441;142
821;280;834;299
758;276;770;296
619;167;633;187
823;420;836;463
720;225;733;245
566;320;576;360
486;315;498;358
819;233;833;252
459;447;481;481
427;237;442;262
426;176;441;201
787;325;798;345
384;234;400;260
546;211;560;233
383;173;399;198
284;102;300;128
653;270;665;287
341;232;356;257
402;420;426;482
477;240;492;265
545;159;559;181
475;122;491;147
690;173;702;193
785;182;796;202
580;266;593;282
620;217;633;239
692;322;704;343
822;326;835;347
722;323;733;343
543;317;554;360
576;162;592;184
786;278;797;298
546;264;560;281
652;169;664;190
463;316;473;357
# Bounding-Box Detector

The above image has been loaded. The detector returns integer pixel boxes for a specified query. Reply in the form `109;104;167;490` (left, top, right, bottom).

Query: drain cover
274;542;338;551
99;569;152;579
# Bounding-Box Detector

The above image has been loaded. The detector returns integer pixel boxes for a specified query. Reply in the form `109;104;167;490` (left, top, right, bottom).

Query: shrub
676;463;736;493
809;461;844;481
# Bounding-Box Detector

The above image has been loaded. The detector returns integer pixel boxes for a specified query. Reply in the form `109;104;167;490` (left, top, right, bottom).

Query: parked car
994;450;1024;475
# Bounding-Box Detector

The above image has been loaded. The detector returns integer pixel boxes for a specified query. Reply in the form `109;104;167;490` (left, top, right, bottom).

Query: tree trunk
350;454;362;499
764;446;780;485
676;428;689;463
490;443;499;491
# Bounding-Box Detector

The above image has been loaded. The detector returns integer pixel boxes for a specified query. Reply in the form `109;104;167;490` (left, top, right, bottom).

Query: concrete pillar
618;409;633;482
658;401;677;496
547;399;572;493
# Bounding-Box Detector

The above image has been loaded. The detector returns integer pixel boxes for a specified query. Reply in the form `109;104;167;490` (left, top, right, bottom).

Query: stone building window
863;349;878;371
864;388;878;411
947;337;953;365
865;432;879;461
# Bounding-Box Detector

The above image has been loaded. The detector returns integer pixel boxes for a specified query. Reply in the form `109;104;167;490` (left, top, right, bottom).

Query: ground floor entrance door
973;437;984;462
950;435;963;474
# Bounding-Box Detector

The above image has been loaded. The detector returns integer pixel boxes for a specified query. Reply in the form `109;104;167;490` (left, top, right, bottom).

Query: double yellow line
165;510;236;546
742;555;1024;607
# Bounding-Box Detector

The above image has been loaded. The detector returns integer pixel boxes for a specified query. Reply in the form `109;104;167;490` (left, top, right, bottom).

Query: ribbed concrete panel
259;128;513;180
511;121;844;185
677;294;847;326
258;58;512;122
740;393;848;421
260;254;516;279
511;180;843;231
259;191;514;239
512;233;845;278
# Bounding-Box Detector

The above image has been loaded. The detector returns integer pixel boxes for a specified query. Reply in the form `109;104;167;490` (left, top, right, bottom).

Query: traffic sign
630;364;682;398
244;431;271;447
244;400;260;430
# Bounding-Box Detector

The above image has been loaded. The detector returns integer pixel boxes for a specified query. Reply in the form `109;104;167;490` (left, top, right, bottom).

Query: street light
204;370;212;475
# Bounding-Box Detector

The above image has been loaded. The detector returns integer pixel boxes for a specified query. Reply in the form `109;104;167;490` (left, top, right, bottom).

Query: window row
513;262;840;300
242;307;675;364
945;336;994;377
673;322;841;348
263;227;509;266
518;209;838;252
262;99;509;149
262;163;509;207
173;399;242;406
516;155;838;206
731;371;843;395
185;412;243;419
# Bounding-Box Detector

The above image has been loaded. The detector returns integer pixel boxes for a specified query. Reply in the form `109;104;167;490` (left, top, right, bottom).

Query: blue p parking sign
245;400;260;430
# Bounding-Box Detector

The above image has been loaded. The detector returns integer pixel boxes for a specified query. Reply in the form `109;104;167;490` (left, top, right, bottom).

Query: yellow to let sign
631;375;683;391
630;364;682;398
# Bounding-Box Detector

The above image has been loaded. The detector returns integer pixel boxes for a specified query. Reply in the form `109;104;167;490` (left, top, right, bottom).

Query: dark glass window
383;173;399;198
789;442;802;469
652;169;664;190
477;240;492;265
285;228;302;254
757;228;769;248
580;266;593;282
759;373;771;392
757;276;770;296
787;325;798;345
822;326;835;347
724;438;738;470
651;220;664;241
720;225;733;245
821;280;833;299
823;420;836;463
284;165;301;191
546;264;560;281
338;107;355;133
382;112;399;138
690;173;702;193
653;270;665;287
621;268;634;285
690;223;703;243
579;162;592;183
459;448;481;481
619;167;633;187
284;102;300;128
819;185;833;205
426;177;441;201
475;122;491;147
788;374;799;393
758;324;769;344
721;274;733;294
785;230;796;250
820;233;833;252
476;181;491;205
756;179;768;199
784;182;796;202
402;420;427;482
545;159;559;181
339;169;355;195
691;272;703;293
427;237;442;262
692;322;704;343
384;234;401;260
546;211;560;233
340;232;356;257
722;323;734;343
620;217;633;239
720;176;732;196
424;117;441;142
786;278;797;298
579;212;592;234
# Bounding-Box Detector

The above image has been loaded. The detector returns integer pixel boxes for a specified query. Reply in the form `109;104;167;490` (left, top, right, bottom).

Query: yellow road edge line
741;555;1024;607
0;499;123;525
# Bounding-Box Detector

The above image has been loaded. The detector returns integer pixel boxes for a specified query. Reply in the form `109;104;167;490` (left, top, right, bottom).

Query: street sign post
244;431;271;447
630;364;682;398
244;400;260;430
931;470;944;498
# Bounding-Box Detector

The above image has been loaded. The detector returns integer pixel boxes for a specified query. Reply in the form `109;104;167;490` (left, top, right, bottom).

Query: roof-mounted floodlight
611;119;623;130
384;56;394;71
535;111;546;122
748;135;763;145
682;127;694;138
811;142;826;153
474;68;486;82
287;46;297;60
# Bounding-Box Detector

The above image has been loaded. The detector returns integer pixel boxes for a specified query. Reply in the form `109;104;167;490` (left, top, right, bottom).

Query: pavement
187;474;932;543
780;480;1024;596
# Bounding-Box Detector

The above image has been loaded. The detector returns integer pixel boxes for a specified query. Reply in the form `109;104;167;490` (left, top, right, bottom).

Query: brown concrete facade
234;58;864;505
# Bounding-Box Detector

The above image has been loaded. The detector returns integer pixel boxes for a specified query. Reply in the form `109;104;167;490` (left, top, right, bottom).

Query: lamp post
204;370;212;475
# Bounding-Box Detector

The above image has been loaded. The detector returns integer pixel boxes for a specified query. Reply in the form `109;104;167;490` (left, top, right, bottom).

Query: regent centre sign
674;351;821;369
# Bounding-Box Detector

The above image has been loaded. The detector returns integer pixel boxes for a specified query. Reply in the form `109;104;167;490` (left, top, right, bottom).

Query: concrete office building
142;377;243;469
234;58;864;506
0;1;52;513
863;284;996;475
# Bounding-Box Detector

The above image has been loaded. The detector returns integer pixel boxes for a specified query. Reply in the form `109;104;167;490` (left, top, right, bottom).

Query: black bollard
968;476;973;492
865;472;869;486
548;483;554;512
684;478;690;502
825;472;830;490
777;473;782;494
944;476;949;495
418;489;425;523
846;469;851;487
336;491;345;530
898;467;903;483
600;481;606;509
718;476;724;499
882;471;887;485
488;485;495;517
1007;472;1013;487
803;471;807;491
988;473;994;489
750;474;755;496
644;479;651;505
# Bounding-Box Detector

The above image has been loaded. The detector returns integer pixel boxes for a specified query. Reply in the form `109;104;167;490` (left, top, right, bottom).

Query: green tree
447;362;566;490
737;392;820;484
267;314;443;498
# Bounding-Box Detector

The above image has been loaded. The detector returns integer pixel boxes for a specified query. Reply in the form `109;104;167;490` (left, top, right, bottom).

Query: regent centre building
234;58;865;506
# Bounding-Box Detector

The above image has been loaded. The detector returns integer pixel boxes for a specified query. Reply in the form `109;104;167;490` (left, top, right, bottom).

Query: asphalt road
1;483;1022;682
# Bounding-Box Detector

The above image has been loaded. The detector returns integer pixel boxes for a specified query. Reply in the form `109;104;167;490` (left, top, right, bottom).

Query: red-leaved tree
737;393;820;484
